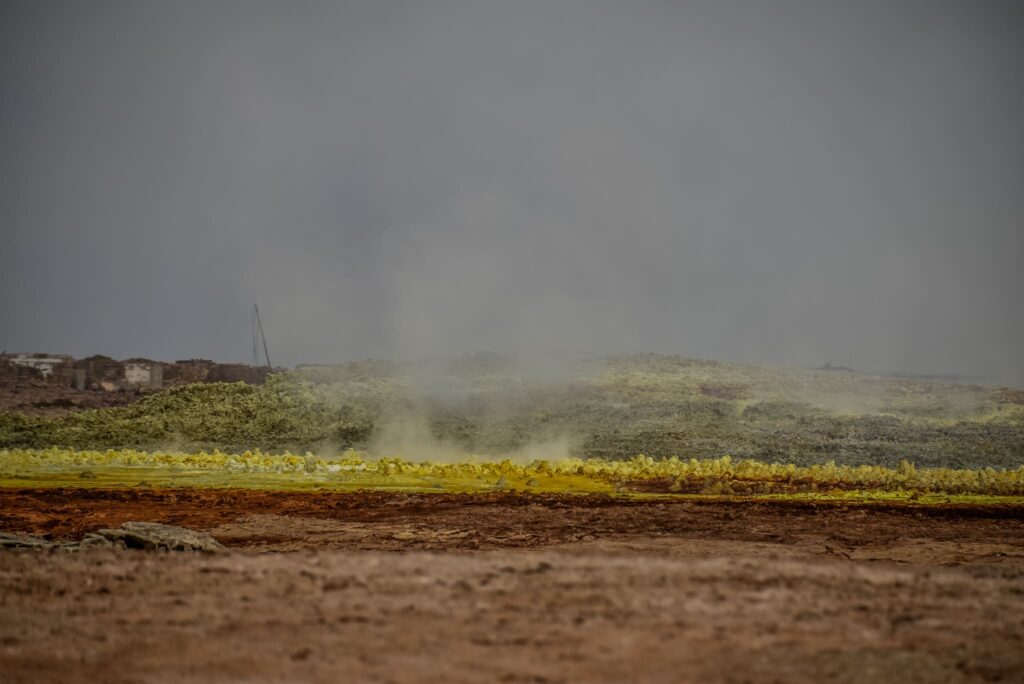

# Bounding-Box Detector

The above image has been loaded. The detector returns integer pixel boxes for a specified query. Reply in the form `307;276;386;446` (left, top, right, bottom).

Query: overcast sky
2;1;1022;384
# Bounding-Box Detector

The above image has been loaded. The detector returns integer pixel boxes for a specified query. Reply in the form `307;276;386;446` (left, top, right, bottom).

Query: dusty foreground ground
1;489;1023;683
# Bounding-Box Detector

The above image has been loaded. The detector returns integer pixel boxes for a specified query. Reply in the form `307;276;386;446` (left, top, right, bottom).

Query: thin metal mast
253;304;271;368
252;306;259;366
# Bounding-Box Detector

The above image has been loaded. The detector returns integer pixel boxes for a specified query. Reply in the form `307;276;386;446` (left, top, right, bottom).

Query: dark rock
95;528;128;543
2;524;223;553
113;522;225;553
0;531;53;550
75;532;126;551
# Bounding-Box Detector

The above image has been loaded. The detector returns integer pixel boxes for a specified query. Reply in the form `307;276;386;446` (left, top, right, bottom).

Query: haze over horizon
2;1;1022;386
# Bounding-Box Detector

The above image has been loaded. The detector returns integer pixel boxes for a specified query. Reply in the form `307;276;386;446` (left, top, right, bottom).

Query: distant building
123;360;163;389
2;353;268;392
1;353;74;378
75;355;127;390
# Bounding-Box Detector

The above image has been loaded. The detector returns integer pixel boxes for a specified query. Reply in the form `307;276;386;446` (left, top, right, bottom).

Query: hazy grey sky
2;1;1022;384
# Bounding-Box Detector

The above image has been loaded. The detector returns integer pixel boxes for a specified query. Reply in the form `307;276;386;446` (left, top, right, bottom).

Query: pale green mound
2;355;1022;469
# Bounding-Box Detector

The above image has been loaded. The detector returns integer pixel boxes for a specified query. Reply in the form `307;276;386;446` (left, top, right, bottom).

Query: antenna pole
254;304;271;368
252;305;258;366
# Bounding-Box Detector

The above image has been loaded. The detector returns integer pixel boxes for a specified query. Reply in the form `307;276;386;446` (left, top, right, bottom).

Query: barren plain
3;355;1023;682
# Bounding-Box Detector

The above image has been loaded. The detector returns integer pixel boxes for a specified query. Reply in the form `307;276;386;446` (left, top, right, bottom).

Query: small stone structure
1;353;74;379
2;353;269;394
123;360;164;389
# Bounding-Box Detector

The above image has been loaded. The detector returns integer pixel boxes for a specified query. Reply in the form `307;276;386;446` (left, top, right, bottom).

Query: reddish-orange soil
3;488;1023;552
2;488;1024;683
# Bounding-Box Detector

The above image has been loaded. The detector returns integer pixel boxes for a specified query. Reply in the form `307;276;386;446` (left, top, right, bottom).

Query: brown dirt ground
2;488;1023;683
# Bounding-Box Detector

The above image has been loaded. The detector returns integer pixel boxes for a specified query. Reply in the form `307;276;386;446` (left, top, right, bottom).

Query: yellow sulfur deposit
2;448;1024;503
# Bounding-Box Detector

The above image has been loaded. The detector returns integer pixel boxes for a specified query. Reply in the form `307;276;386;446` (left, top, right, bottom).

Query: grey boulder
0;531;53;550
1;523;225;553
99;522;226;553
